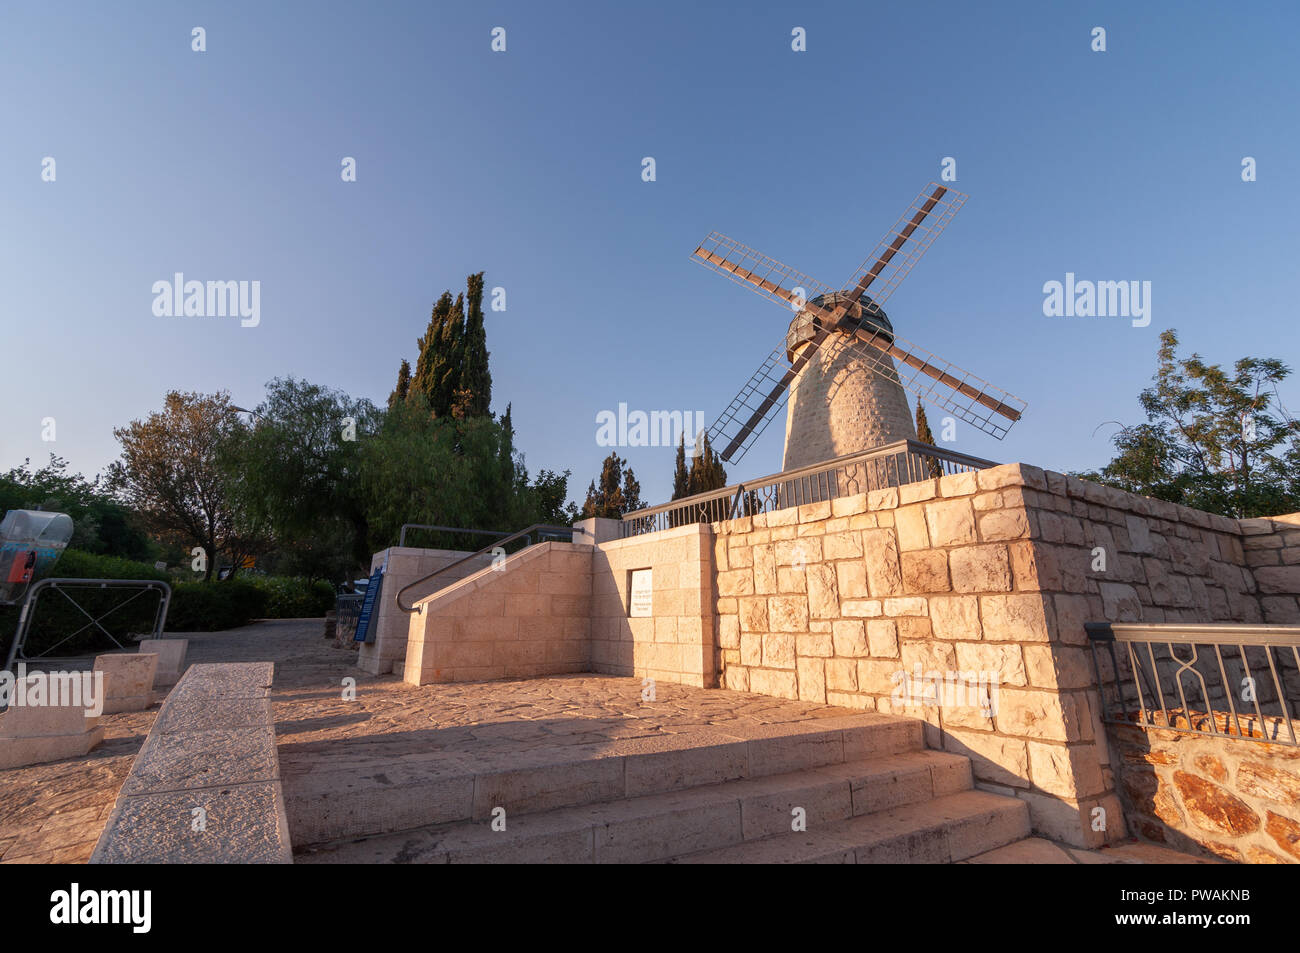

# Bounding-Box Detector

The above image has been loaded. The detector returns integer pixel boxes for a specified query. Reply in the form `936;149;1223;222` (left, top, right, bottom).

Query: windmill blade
831;183;969;320
821;320;1027;439
708;322;838;464
692;231;837;314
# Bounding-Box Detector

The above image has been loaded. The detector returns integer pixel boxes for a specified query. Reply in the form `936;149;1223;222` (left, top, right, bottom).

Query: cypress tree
412;293;454;410
389;359;411;409
686;433;727;496
671;436;690;501
461;272;492;417
915;398;944;478
436;293;466;418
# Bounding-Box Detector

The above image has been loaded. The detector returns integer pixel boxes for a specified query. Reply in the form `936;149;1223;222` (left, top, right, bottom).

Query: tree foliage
581;452;643;519
107;391;264;581
1080;329;1300;518
914;398;944;479
0;455;152;560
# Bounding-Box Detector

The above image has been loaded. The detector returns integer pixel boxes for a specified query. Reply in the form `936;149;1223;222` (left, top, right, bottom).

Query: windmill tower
781;291;915;470
692;183;1026;483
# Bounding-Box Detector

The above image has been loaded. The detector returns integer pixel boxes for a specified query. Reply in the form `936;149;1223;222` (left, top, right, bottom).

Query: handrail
621;439;997;536
394;523;578;613
398;523;515;548
1086;621;1300;746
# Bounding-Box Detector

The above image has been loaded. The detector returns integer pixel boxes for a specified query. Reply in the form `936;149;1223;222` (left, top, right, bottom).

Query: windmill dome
785;291;894;361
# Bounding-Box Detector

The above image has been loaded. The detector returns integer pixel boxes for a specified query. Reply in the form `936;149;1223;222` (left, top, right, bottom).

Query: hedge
0;551;336;660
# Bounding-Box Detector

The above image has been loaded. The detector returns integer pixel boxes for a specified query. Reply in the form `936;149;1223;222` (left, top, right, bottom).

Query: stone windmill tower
692;183;1026;475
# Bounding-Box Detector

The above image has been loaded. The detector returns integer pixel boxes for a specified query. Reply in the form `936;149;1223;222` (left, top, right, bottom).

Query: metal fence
4;577;172;671
620;439;996;537
1087;622;1300;747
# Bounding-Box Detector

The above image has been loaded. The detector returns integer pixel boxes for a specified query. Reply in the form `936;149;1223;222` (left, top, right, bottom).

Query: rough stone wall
589;524;716;688
782;335;917;471
1110;716;1300;863
403;543;592;684
1238;513;1300;622
707;462;1299;848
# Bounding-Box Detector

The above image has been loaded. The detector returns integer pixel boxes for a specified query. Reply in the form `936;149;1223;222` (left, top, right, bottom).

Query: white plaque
629;568;653;617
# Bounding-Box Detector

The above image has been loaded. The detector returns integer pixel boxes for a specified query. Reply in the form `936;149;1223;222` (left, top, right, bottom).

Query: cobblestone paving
0;709;154;863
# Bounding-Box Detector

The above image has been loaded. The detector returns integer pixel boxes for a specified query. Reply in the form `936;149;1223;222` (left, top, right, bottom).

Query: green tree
671;437;690;501
460;271;492;417
581;453;643;519
686;433;727;496
914;398;944;479
1080;329;1300;518
0;455;152;560
222;377;381;582
389;359;412;409
107;391;260;581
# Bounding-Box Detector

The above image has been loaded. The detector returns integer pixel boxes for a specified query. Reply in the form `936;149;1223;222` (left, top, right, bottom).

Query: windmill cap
786;291;894;359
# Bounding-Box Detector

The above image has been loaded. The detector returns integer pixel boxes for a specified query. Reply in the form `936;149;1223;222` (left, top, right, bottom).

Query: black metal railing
394;523;578;613
1087;622;1300;746
620;439;996;537
397;523;516;549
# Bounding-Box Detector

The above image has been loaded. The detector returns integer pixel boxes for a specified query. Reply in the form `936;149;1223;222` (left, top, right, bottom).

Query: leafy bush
241;575;334;618
166;580;267;632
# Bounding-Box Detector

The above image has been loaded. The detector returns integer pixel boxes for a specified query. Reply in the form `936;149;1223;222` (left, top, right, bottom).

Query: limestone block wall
359;546;492;675
705;462;1299;848
403;542;592;685
1109;717;1300;863
1238;513;1300;623
588;524;716;688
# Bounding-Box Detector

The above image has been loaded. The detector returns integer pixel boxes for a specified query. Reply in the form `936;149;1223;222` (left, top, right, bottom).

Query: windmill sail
696;181;1023;465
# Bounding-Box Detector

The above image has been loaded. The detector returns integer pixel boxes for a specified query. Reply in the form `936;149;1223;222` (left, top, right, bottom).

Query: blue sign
353;568;384;644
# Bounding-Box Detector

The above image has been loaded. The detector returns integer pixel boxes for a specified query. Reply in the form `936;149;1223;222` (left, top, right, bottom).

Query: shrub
164;580;267;632
243;576;334;618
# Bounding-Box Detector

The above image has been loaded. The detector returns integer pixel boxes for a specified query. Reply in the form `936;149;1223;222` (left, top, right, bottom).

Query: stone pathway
0;619;1220;864
0;708;154;863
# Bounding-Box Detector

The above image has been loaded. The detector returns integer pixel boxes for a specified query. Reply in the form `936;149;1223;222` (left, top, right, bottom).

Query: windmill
692;182;1027;473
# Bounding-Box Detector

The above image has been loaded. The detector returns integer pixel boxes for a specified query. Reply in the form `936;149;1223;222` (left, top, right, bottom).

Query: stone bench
0;671;104;769
90;662;292;864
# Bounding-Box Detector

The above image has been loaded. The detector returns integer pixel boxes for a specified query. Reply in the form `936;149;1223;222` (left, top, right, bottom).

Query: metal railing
397;524;515;549
4;578;172;672
620;439;996;537
1087;622;1300;747
394;523;578;613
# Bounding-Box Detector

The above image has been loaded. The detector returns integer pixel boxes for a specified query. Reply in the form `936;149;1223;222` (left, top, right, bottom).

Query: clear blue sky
3;0;1297;512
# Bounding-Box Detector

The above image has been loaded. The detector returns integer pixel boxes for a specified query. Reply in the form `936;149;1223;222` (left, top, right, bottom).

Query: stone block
94;653;159;713
138;639;187;687
925;499;977;547
949;545;1012;593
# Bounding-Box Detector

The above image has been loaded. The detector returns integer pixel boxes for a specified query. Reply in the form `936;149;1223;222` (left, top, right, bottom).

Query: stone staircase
295;713;1031;864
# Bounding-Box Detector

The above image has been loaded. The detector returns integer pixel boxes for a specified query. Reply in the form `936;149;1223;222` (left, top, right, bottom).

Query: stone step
295;749;971;864
285;712;923;847
667;790;1031;864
